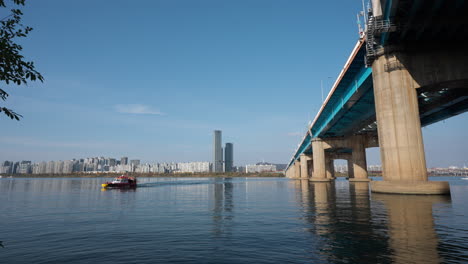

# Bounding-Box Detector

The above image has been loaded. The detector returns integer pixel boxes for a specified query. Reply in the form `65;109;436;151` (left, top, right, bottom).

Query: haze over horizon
1;0;467;167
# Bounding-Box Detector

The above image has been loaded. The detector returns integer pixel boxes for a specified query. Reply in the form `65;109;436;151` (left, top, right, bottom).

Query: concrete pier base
310;178;331;182
371;181;450;195
349;178;371;182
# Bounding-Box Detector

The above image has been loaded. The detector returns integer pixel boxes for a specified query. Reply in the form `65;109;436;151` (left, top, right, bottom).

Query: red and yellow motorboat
101;175;137;189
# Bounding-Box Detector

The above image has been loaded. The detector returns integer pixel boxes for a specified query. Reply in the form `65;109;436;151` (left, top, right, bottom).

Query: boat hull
102;183;136;188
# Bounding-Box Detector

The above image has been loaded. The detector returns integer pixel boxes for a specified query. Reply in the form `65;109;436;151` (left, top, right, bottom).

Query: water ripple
1;177;468;263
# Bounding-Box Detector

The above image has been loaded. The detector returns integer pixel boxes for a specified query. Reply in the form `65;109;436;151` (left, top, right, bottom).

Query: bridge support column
300;154;312;179
285;167;293;178
310;138;330;182
350;136;370;182
347;159;354;179
326;156;335;180
308;159;314;178
294;160;301;179
370;53;449;194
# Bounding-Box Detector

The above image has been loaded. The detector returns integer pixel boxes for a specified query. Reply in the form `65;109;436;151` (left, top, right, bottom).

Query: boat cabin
111;177;130;184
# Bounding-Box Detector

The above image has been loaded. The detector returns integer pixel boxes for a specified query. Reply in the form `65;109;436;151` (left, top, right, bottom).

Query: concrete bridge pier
300;153;312;179
349;136;370;182
285;166;294;178
307;159;314;178
370;50;450;194
294;160;301;179
347;158;354;179
326;156;335;180
310;138;331;182
285;163;297;179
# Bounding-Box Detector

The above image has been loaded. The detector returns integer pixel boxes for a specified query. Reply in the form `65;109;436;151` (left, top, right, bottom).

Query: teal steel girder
311;67;372;138
287;45;372;169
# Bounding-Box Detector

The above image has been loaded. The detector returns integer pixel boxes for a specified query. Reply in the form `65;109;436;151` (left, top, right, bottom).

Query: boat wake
136;180;214;188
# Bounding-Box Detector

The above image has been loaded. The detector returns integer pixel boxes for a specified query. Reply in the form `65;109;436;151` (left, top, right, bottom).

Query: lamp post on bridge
321;77;333;103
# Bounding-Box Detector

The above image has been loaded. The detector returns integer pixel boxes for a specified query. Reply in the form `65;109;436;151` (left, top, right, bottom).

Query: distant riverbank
4;172;463;178
1;172;285;178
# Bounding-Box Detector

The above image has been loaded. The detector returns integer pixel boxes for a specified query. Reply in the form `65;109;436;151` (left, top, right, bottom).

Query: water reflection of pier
295;180;450;263
373;193;450;264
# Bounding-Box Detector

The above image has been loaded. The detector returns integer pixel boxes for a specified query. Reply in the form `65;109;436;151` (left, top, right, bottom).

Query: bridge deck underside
419;86;468;127
384;0;468;45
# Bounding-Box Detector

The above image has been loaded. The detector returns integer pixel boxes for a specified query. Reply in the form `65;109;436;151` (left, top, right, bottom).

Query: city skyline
0;155;289;174
0;1;467;167
0;159;214;174
2;154;467;170
3;155;465;176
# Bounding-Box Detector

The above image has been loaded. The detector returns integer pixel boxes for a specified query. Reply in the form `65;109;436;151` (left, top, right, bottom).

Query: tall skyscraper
225;143;233;172
213;130;223;172
121;157;128;165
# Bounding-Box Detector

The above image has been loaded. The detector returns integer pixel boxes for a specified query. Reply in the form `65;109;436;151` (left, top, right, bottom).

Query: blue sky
1;0;467;167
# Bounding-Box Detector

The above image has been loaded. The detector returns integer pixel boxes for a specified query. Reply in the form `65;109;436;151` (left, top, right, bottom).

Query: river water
1;177;467;263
